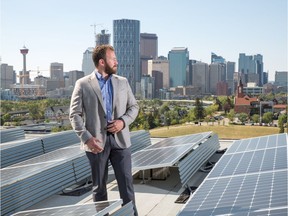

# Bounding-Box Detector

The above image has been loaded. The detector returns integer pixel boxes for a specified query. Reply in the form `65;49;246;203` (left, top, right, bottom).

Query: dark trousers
86;134;138;216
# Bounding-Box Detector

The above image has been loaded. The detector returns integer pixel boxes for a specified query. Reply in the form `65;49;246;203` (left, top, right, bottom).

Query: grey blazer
69;71;139;151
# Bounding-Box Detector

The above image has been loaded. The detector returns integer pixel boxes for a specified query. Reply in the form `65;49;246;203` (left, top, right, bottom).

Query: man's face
104;50;118;75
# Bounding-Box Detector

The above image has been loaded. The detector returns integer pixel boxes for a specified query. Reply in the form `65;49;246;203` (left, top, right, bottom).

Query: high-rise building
211;52;225;64
68;70;85;87
140;33;158;75
238;53;264;86
216;81;228;96
0;63;16;89
188;60;197;86
50;62;63;80
209;63;226;94
82;47;95;76
140;74;154;99
113;19;140;94
49;62;64;89
148;57;169;89
192;62;209;94
226;61;235;95
151;70;163;98
168;47;189;87
96;29;111;46
275;71;288;87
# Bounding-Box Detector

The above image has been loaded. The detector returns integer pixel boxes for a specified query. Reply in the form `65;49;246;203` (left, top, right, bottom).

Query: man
69;45;139;215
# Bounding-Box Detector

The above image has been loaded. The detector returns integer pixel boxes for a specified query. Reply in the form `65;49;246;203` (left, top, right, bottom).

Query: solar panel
132;132;213;171
132;145;193;170
11;200;123;216
178;133;288;216
1;145;81;186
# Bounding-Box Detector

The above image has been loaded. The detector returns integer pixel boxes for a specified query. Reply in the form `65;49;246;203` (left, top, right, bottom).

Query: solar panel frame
132;131;213;171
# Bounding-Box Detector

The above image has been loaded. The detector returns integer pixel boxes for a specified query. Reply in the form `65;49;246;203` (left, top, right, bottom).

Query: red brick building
234;79;258;115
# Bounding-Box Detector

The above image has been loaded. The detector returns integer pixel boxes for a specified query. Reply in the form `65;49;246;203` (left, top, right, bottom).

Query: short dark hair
92;45;115;67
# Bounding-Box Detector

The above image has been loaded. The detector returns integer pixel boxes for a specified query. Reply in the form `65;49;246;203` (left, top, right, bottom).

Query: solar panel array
0;127;25;143
1;130;80;167
1;130;151;216
178;133;288;216
11;199;134;216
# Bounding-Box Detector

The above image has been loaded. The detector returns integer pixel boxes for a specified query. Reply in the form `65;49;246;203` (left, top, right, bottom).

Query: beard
104;63;117;75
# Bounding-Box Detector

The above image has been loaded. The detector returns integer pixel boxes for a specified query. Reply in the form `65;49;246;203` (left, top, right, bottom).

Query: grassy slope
149;124;280;139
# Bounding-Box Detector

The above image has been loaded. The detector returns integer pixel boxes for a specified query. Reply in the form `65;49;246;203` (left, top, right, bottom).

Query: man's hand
85;137;103;154
107;119;124;134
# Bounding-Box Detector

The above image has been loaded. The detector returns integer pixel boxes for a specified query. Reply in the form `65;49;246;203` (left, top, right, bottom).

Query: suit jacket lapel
88;72;105;111
111;75;118;112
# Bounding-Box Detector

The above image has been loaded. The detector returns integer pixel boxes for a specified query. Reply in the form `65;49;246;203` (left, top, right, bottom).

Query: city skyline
1;0;287;81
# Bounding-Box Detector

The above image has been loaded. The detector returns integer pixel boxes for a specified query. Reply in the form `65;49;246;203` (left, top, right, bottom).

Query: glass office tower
168;47;189;87
113;19;140;94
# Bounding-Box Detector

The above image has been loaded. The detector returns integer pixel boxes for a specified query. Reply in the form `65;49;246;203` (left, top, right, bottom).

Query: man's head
92;45;118;75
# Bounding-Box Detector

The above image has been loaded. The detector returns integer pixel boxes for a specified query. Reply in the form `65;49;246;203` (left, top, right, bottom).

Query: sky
1;0;287;81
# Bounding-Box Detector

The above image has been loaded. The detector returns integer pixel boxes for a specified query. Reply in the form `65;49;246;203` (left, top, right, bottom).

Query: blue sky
1;0;287;81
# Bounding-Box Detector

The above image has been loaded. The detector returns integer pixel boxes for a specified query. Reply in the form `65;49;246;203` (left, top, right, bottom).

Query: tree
251;114;260;124
205;104;218;118
194;98;205;121
278;114;287;133
238;113;248;124
227;109;235;123
159;103;170;114
262;112;273;125
1;113;11;125
223;97;233;114
187;109;196;122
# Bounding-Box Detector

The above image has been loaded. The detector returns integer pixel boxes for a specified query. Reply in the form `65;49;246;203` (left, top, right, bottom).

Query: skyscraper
96;29;111;46
211;52;225;64
147;57;169;89
275;71;288;87
49;62;64;89
226;61;235;95
168;47;189;87
238;53;264;86
0;63;15;89
209;63;226;94
140;33;158;75
113;19;140;94
82;47;95;76
192;62;209;94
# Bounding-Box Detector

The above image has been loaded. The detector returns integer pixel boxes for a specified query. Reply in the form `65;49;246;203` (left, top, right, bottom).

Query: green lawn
149;124;281;140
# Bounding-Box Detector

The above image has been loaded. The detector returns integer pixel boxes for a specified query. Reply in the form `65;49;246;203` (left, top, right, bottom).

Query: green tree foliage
159;102;170;114
251;114;260;124
278;114;287;133
262;112;273;125
227;109;235;123
238;113;248;124
187;109;196;122
205;104;218;118
194;98;205;121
